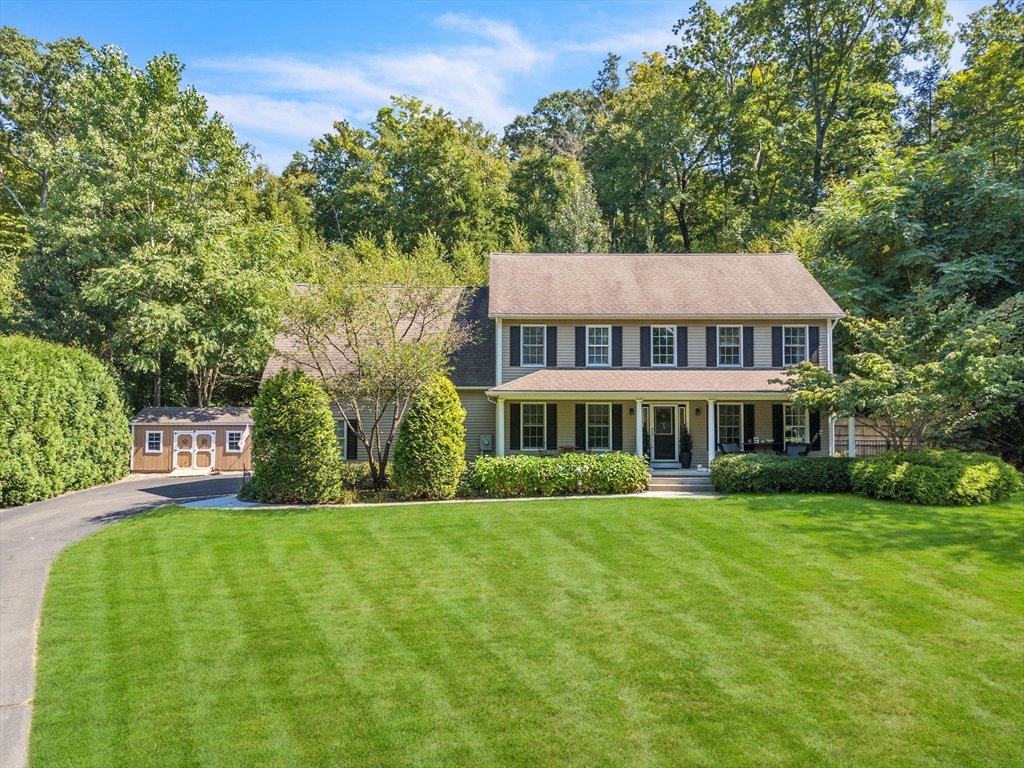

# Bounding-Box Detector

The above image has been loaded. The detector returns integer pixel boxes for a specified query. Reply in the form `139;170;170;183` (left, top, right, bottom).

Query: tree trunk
674;200;692;253
152;359;162;407
812;120;825;205
39;168;49;210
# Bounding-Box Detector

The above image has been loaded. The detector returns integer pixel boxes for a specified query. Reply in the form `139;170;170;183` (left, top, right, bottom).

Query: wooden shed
130;407;253;473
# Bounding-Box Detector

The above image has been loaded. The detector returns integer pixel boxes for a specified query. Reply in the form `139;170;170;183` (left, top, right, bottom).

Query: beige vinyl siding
502;399;637;455
502;320;830;376
460;389;496;463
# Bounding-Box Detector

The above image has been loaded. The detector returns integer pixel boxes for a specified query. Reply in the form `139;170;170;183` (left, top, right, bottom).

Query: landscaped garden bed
30;493;1024;767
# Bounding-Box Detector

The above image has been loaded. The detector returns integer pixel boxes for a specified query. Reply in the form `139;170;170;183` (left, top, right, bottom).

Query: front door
653;406;676;461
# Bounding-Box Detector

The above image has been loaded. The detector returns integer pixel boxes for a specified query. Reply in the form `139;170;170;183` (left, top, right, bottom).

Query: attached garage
130;407;253;474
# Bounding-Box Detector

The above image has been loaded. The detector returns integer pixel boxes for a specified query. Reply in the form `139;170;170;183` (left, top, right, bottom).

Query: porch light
695;407;701;416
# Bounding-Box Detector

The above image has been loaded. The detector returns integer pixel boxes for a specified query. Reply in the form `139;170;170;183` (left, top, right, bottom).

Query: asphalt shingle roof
488;252;845;319
489;368;790;396
131;407;253;425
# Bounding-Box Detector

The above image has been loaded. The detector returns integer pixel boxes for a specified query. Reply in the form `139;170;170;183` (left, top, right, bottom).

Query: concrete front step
647;480;716;492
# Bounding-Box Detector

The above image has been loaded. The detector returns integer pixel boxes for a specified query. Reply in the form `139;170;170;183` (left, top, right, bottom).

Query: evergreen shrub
0;335;130;506
250;368;345;504
391;374;467;500
851;450;1022;506
465;452;649;498
711;454;856;494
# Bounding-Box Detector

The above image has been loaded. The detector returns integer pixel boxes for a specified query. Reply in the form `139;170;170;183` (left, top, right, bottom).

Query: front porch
487;367;830;463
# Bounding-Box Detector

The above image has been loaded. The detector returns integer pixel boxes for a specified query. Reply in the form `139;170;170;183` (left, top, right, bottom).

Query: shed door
173;431;216;470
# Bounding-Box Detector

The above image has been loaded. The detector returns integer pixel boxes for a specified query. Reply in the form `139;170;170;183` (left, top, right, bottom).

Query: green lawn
31;494;1024;767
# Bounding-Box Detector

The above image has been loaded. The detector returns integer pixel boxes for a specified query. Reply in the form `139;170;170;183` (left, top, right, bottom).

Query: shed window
226;431;243;452
335;419;348;460
784;326;807;366
522;403;546;449
588;326;611;366
145;431;163;453
521;325;546;366
587;403;612;450
652;326;675;366
718;326;741;366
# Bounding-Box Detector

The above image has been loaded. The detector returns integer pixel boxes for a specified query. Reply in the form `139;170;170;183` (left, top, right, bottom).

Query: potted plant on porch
679;424;693;469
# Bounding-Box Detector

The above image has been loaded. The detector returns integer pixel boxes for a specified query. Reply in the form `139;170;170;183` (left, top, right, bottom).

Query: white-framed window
784;405;808;444
522;325;546;366
145;431;163;453
334;418;348;460
717;404;742;445
522;403;546;449
718;326;741;367
587;403;612;450
226;431;243;453
587;326;611;366
784;325;808;366
652;325;675;366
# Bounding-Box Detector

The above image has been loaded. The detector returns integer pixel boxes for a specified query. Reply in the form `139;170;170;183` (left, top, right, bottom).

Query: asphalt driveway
0;474;242;768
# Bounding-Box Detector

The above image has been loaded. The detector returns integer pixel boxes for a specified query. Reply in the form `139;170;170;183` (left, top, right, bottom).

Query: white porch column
847;415;856;458
828;415;835;457
635;399;644;458
707;399;716;462
496;397;506;457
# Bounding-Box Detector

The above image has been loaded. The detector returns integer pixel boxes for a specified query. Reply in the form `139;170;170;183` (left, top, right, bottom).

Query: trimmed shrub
711;454;856;494
465;452;649;498
851;450;1022;506
0;335;130;507
250;368;344;504
338;462;373;491
391;374;467;500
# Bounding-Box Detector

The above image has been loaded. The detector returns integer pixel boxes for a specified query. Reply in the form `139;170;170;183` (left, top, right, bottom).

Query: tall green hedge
391;374;467;500
0;335;130;507
250;368;345;504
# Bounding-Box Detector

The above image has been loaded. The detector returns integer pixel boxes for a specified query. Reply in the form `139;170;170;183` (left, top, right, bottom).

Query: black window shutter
706;327;718;367
640;326;651;367
772;404;784;447
808;326;820;365
810;410;821;451
509;403;521;450
546;326;557;367
772;326;783;367
346;419;358;461
743;404;755;445
546;403;557;450
612;404;623;450
575;404;586;448
743;326;754;368
575;327;586;367
509;325;521;367
612;326;623;367
677;326;688;367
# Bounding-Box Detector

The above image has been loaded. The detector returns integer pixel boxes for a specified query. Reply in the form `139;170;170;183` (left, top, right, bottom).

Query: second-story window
784;326;807;366
718;326;741;366
652;326;675;366
588;326;610;366
522;325;546;366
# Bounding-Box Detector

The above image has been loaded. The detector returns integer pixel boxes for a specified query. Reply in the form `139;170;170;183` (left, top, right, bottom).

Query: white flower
575;467;582;473
577;480;582;486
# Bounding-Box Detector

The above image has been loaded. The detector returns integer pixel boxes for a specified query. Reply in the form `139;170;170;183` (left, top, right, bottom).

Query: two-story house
261;251;844;470
483;252;844;467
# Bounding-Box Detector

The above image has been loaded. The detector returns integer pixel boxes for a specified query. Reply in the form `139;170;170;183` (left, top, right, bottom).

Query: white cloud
190;9;698;171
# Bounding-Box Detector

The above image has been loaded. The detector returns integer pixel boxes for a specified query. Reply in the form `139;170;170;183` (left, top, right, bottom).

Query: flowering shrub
464;452;649;498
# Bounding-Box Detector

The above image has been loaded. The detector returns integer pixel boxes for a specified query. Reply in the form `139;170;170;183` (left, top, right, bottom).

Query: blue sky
3;0;979;172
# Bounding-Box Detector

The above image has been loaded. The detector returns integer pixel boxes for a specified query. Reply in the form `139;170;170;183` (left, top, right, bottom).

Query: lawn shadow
744;493;1024;567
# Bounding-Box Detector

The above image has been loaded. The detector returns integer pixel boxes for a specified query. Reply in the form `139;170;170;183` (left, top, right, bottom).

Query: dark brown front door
653;406;675;460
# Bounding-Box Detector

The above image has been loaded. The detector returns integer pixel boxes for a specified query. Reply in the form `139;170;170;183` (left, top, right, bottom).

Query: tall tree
0;28;90;213
302;96;514;255
737;0;949;205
